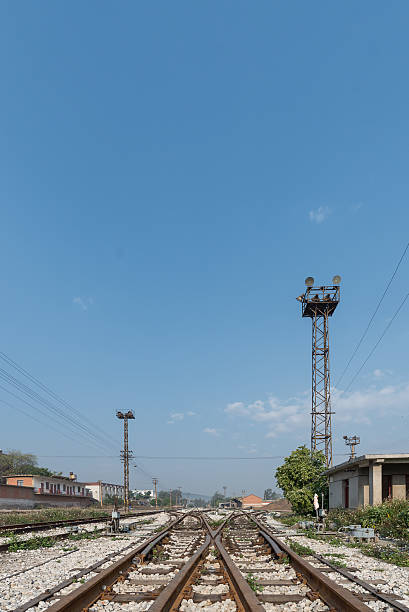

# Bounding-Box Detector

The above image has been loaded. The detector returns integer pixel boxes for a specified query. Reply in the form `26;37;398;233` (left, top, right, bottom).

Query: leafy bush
328;499;409;541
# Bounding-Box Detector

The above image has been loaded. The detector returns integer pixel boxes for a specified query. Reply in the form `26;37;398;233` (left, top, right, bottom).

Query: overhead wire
0;382;108;452
0;369;111;453
0;353;123;453
341;292;409;394
0;351;120;450
336;242;409;387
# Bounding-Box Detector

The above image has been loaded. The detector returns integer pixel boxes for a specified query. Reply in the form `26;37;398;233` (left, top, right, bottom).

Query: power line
342;292;409;394
0;351;120;449
0;353;120;453
336;241;409;387
35;453;354;460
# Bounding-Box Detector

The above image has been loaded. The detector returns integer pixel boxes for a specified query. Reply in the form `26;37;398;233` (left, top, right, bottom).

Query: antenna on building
343;435;360;460
298;276;341;467
116;410;135;512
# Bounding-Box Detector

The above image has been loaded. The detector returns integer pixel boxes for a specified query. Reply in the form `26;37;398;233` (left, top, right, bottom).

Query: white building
85;481;125;503
132;489;154;497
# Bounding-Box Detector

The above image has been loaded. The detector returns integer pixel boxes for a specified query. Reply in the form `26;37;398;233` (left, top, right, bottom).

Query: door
343;479;349;508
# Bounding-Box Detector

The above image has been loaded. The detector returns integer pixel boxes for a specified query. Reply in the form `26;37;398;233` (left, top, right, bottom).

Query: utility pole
297;276;341;468
152;478;158;508
343;435;360;460
178;486;182;507
116;410;135;513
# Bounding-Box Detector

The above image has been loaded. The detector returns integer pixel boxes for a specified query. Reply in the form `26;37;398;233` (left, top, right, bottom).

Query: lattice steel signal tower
116;410;135;512
297;276;341;467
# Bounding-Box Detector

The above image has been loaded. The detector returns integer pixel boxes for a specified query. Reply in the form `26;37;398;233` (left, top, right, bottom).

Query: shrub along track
28;510;409;612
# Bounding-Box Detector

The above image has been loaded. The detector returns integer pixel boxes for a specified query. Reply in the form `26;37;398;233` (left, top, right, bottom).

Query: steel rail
20;512;186;612
253;513;409;612
312;552;409;612
214;534;266;611
0;509;163;534
148;536;211;612
244;512;371;611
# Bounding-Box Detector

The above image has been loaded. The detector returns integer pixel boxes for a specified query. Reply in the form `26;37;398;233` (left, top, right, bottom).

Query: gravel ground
0;512;170;612
0;515;155;546
262;514;409;611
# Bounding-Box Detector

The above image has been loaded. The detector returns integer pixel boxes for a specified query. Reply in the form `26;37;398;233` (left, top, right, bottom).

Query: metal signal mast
116;410;135;512
297;276;341;467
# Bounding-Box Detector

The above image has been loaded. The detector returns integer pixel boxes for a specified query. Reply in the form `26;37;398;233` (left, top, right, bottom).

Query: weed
0;508;110;527
288;540;314;557
8;533;55;551
246;573;264;593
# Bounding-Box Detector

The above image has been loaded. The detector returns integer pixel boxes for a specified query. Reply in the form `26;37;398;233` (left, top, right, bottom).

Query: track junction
1;509;408;612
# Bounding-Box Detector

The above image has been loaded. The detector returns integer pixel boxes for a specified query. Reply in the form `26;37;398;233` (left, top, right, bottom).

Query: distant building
85;481;125;503
241;494;273;509
132;489;154;497
326;454;409;509
6;473;90;498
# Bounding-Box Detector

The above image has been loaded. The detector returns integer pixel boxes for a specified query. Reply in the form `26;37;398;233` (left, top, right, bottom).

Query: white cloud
167;411;197;425
73;296;93;311
309;206;331;224
203;427;220;436
373;369;384;378
225;382;409;439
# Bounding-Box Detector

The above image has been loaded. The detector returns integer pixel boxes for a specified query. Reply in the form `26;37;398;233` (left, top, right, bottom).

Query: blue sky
1;2;409;497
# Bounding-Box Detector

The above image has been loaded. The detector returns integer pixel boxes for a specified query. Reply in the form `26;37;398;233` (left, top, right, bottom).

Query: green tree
0;450;55;478
275;445;327;515
264;489;280;500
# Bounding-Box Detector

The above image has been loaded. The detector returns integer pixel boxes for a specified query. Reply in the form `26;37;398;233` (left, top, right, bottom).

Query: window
17;480;24;487
46;482;49;490
63;484;66;491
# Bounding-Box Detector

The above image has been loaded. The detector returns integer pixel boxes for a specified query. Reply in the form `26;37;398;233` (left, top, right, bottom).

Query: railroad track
0;509;162;535
18;509;405;612
0;512;165;553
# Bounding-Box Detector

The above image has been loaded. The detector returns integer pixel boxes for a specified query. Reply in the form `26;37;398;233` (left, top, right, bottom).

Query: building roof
326;453;409;475
242;494;264;503
85;482;124;487
6;475;87;484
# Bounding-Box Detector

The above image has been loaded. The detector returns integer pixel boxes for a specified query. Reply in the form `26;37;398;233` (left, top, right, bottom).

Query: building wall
6;476;88;497
6;476;34;488
86;482;125;503
0;484;35;508
0;485;94;509
329;460;409;509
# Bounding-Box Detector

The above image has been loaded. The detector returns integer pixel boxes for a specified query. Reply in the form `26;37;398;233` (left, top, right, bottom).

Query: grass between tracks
0;507;110;527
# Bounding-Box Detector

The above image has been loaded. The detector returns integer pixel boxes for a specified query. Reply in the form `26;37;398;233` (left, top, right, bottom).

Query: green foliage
328;499;409;541
288;540;314;556
277;513;305;526
246;573;264;592
275;446;327;515
264;488;280;500
0;507;109;527
7;532;55;551
208;518;225;528
0;450;57;478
